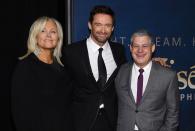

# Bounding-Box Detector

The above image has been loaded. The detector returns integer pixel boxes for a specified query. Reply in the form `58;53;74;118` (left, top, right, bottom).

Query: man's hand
152;57;171;68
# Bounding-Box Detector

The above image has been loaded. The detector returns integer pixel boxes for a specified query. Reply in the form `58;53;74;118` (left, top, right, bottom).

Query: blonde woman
11;16;73;131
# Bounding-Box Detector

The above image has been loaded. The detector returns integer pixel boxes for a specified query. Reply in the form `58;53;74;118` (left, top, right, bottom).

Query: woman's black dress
11;53;73;131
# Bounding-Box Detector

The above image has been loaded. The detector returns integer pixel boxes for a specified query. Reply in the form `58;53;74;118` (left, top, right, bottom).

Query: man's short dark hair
89;5;115;25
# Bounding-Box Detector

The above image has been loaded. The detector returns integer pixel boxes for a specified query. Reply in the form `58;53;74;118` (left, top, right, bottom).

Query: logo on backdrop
111;36;195;47
178;65;195;101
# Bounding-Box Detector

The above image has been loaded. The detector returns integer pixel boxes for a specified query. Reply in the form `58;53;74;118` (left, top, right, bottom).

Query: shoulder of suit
109;41;124;47
121;62;132;67
116;62;132;78
152;62;176;75
71;39;86;45
119;62;132;71
64;39;86;50
109;41;125;55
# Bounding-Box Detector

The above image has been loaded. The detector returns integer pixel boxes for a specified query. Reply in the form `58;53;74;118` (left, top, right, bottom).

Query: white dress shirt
86;36;117;82
131;61;152;130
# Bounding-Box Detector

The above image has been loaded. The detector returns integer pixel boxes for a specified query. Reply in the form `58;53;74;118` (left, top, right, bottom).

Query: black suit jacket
62;39;126;131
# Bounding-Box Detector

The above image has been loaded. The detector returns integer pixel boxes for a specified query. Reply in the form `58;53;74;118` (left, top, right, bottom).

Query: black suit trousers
91;108;113;131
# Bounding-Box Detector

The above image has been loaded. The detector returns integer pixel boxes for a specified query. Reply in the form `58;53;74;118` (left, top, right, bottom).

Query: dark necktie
97;48;107;91
136;68;144;105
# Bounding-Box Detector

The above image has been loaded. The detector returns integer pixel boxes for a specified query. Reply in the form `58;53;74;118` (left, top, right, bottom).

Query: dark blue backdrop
72;0;195;130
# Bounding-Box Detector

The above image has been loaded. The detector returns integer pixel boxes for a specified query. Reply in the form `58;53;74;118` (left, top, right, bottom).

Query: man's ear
130;44;132;52
88;22;92;30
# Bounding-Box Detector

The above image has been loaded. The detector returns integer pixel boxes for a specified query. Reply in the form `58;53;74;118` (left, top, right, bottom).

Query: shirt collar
133;61;152;73
87;36;109;53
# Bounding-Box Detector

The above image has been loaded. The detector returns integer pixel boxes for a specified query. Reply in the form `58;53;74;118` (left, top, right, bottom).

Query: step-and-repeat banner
72;0;195;130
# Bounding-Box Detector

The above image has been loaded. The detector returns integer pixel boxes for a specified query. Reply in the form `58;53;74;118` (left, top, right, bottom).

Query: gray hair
19;16;64;66
130;29;154;45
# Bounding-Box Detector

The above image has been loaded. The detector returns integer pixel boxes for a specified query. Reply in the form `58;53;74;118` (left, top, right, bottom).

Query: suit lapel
80;41;97;84
127;64;137;105
118;63;136;106
104;42;120;89
141;62;158;103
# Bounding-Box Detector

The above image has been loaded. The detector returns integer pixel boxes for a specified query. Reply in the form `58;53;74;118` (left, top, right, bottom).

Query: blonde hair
19;16;64;66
